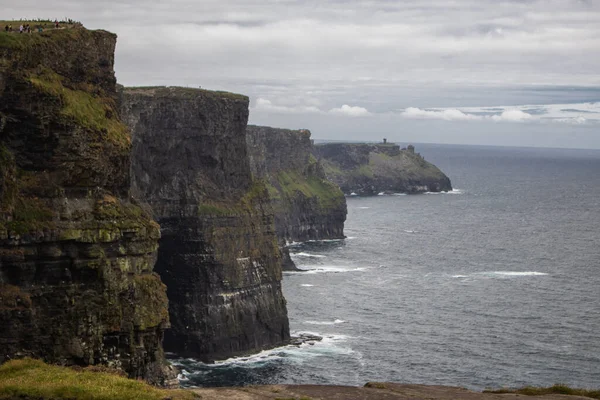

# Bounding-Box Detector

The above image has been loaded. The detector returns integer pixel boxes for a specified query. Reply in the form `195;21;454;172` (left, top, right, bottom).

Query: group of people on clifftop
4;20;60;33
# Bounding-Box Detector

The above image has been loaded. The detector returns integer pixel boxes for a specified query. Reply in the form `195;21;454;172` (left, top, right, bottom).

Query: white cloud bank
328;105;372;117
253;98;322;114
400;102;600;125
253;99;372;117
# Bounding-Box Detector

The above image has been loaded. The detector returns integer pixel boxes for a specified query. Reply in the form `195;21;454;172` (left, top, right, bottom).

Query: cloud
399;103;600;125
252;98;322;114
491;109;534;122
328;105;372;117
401;107;480;121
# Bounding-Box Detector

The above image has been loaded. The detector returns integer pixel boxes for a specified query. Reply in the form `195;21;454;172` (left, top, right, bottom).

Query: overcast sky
4;0;600;148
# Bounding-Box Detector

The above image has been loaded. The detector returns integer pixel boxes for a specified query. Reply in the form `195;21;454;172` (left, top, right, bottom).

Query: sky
4;0;600;148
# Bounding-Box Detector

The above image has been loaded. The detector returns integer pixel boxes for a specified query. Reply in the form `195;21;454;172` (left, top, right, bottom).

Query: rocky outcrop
120;88;290;361
314;143;452;195
0;28;174;385
246;126;347;270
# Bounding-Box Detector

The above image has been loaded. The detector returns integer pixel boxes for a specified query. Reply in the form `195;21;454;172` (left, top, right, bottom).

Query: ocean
174;143;600;390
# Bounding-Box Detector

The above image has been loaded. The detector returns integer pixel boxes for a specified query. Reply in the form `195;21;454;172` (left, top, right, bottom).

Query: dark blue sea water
175;144;600;390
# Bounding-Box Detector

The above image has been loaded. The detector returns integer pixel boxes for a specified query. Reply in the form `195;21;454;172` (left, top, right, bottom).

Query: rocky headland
246;125;346;270
314;142;452;195
120;88;290;361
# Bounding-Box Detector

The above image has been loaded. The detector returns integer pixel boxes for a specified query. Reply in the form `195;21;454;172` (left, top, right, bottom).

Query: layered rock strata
246;126;347;242
314;143;452;195
0;28;174;385
246;126;347;270
121;88;290;361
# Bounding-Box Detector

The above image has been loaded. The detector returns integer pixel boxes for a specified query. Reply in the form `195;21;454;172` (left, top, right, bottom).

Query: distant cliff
314;143;452;195
120;88;290;361
246;126;346;270
0;28;174;385
246;126;346;241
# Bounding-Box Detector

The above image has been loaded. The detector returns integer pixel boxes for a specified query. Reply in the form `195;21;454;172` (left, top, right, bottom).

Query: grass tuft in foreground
0;358;198;400
484;384;600;399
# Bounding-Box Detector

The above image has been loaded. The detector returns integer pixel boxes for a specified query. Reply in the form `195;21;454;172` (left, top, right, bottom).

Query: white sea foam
304;319;346;326
305;238;345;243
392;193;407;196
290;252;327;258
285;265;367;275
452;271;548;279
403;230;416;233
491;271;548;276
300;284;314;287
378;192;385;196
357;206;371;209
171;332;354;372
345;236;357;240
425;188;464;195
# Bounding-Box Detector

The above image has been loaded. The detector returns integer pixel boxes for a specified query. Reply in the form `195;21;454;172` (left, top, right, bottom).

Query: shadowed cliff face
121;88;290;361
246;126;347;269
0;28;174;385
314;143;452;195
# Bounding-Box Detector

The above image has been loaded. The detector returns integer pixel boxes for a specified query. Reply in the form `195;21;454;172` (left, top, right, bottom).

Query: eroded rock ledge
314;142;452;195
120;87;290;361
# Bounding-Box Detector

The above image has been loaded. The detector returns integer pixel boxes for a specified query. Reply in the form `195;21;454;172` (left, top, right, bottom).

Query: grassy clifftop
0;359;196;400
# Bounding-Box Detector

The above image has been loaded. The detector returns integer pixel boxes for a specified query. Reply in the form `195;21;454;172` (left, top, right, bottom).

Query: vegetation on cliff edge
0;359;197;400
484;384;600;399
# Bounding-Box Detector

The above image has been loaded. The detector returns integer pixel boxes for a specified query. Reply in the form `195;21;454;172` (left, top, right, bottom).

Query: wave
490;271;548;276
424;188;464;195
290;252;327;258
392;193;407;196
285;265;368;275
306;238;345;243
403;230;417;233
357;206;370;209
452;271;548;279
171;332;354;373
300;284;314;287
304;319;346;325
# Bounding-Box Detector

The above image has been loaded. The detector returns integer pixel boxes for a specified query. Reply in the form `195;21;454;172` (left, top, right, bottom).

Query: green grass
4;197;55;234
0;358;197;400
275;170;344;210
28;69;130;149
124;86;248;102
484;384;600;399
197;203;233;216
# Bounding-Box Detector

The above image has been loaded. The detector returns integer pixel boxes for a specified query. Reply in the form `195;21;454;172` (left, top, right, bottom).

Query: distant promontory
314;141;452;195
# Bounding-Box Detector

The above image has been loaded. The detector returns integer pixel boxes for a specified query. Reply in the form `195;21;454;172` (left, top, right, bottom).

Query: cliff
246;126;346;241
0;27;174;385
314;142;452;195
246;126;347;270
120;88;290;361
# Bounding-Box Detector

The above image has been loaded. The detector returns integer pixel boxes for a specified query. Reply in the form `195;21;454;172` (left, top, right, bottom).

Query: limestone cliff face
246;126;346;247
120;88;290;361
314;143;452;195
0;28;174;385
